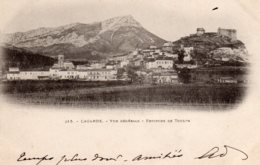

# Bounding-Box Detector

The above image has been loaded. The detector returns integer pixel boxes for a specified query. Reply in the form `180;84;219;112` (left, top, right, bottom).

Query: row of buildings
6;55;118;81
5;53;182;84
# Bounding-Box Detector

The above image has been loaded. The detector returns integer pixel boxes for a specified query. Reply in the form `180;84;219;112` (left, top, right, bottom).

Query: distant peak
101;15;142;31
107;15;135;20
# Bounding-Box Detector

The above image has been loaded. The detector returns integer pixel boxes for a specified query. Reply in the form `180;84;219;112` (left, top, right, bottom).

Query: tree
126;66;139;83
178;68;191;83
177;49;185;64
117;68;126;79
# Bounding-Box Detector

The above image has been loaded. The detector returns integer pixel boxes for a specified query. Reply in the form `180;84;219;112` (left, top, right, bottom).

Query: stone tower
196;28;205;36
218;28;237;41
58;55;64;68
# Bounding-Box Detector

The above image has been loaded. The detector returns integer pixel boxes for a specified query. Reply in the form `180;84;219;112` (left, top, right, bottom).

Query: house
90;63;105;69
152;72;179;84
120;60;130;67
76;65;91;70
9;67;19;72
7;70;50;80
105;65;115;69
142;49;152;56
221;57;230;61
132;50;140;56
146;59;173;69
175;64;198;69
162;42;173;52
118;72;130;81
63;61;75;70
49;68;61;79
132;59;143;67
77;69;117;81
164;52;178;59
110;54;129;62
6;72;20;80
149;45;157;50
217;77;238;83
55;70;78;80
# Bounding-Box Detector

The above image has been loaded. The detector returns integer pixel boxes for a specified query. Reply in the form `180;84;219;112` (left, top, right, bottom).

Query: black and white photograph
0;0;251;110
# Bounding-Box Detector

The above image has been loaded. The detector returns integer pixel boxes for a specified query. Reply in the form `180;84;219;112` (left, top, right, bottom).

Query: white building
54;70;78;80
149;45;157;49
7;70;50;80
146;59;173;69
76;65;91;70
77;69;117;81
9;67;19;72
183;47;193;62
64;61;75;70
217;77;237;83
162;42;173;52
90;63;105;69
152;72;179;84
105;64;117;69
175;64;198;69
164;52;178;59
120;60;130;67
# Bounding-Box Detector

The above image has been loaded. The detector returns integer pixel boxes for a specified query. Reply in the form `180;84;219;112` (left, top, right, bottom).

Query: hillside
172;32;248;62
0;45;56;70
1;15;165;60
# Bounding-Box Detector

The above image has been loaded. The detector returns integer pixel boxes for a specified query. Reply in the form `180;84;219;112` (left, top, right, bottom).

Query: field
1;80;246;109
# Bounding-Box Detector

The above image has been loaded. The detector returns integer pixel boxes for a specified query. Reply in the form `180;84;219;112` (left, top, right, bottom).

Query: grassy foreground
1;80;246;109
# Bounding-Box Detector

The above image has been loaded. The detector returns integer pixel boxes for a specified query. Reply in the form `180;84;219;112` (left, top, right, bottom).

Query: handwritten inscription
16;145;248;165
17;152;54;165
195;145;248;160
132;150;183;161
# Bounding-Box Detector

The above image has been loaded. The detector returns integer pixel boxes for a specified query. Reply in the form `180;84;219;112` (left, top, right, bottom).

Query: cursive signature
195;145;248;160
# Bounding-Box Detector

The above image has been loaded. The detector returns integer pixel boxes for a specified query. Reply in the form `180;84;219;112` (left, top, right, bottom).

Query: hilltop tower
196;28;205;36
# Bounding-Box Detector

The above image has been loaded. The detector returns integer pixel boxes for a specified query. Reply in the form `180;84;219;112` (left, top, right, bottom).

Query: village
5;28;247;85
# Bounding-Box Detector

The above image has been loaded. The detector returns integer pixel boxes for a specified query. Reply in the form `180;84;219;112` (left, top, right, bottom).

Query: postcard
0;0;260;164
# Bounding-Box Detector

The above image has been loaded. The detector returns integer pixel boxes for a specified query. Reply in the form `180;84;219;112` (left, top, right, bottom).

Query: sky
0;0;260;44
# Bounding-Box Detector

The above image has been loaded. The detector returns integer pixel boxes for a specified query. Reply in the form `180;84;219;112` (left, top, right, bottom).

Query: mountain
1;15;166;60
0;45;56;70
172;32;248;62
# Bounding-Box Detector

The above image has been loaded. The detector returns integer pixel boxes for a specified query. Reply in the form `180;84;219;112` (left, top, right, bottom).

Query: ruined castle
217;28;237;41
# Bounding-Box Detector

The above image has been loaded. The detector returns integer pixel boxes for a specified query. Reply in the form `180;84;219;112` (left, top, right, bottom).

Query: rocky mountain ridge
1;15;165;59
